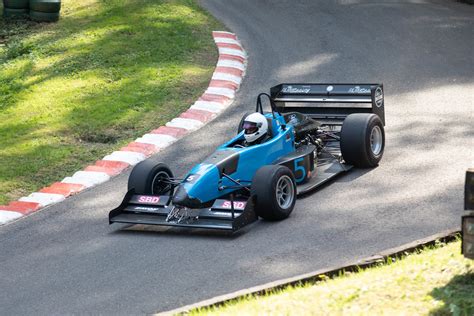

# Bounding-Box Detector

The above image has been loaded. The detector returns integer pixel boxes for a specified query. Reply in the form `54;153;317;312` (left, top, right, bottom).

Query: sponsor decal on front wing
138;195;160;204
213;200;247;211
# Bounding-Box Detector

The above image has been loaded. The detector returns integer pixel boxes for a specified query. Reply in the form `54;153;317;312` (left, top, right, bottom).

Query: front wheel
340;113;385;168
251;165;297;221
128;160;174;195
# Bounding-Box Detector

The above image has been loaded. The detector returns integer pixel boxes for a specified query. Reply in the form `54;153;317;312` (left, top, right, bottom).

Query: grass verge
192;240;473;315
0;0;222;204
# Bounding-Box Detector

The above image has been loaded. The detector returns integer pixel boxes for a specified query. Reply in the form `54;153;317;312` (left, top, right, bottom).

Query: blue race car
109;83;386;232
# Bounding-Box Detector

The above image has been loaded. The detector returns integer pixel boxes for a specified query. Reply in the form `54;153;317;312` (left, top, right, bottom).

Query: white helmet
242;112;268;144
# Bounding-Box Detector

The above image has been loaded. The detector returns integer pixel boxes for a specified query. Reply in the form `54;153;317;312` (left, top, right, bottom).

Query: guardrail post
462;168;474;259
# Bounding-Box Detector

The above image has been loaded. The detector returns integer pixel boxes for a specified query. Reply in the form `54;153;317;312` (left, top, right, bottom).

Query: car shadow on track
297;167;374;200
108;222;253;239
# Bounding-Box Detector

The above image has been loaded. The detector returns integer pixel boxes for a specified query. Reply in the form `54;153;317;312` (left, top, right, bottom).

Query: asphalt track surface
1;0;473;314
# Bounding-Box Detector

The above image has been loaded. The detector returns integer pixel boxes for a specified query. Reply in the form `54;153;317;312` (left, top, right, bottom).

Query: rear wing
270;83;385;125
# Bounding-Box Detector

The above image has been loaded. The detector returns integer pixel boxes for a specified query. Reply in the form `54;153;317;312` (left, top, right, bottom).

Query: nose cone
172;162;221;208
172;185;208;208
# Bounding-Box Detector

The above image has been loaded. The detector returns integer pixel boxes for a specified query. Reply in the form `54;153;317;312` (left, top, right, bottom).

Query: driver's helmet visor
243;121;260;134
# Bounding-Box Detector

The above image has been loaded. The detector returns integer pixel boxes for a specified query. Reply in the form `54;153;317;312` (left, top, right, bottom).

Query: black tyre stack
3;0;29;18
29;0;60;22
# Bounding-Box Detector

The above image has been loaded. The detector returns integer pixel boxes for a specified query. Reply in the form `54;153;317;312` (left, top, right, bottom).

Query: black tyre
3;7;28;17
128;160;174;196
251;165;297;221
29;10;59;22
237;111;253;134
4;0;29;9
29;0;60;12
340;113;385;168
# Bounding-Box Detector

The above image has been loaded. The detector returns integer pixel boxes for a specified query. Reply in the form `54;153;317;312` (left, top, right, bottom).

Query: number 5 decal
294;158;306;183
185;174;200;183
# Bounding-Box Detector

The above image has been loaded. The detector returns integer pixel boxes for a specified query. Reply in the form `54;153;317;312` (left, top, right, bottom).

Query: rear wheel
128;160;174;196
251;165;296;221
340;113;385;167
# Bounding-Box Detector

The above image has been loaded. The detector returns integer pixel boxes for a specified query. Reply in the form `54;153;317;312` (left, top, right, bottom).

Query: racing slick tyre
128;160;174;196
251;165;297;221
340;113;385;168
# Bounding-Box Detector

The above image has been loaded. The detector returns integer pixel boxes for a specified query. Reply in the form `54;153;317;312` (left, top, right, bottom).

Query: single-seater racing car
109;83;386;232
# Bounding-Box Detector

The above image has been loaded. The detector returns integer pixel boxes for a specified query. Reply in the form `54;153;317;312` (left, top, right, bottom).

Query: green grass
0;0;222;204
193;240;473;316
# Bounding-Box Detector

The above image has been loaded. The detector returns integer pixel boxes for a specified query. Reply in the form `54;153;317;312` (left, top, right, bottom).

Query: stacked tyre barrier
3;0;29;17
29;0;61;22
2;0;61;22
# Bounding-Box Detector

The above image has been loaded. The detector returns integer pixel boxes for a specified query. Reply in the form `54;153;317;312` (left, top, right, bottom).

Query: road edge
0;31;247;226
157;228;460;315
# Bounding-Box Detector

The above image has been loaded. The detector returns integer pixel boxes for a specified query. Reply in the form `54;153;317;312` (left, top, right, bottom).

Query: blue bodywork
172;113;296;207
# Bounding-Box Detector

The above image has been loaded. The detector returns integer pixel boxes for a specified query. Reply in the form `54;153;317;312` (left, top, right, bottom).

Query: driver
242;112;269;146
